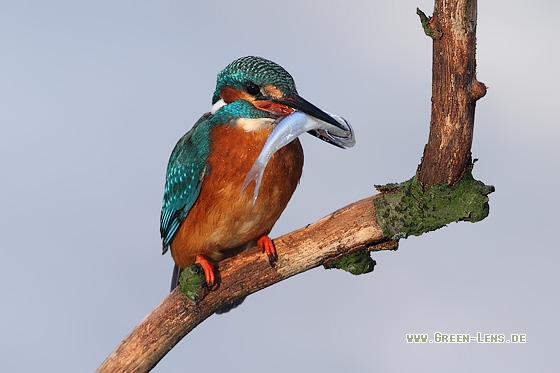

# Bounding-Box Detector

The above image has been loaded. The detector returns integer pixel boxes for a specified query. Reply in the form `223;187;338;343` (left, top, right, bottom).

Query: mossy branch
416;8;442;39
96;0;491;372
375;169;494;240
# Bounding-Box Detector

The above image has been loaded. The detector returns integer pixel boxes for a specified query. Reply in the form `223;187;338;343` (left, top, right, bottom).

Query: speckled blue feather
212;56;296;104
160;114;211;251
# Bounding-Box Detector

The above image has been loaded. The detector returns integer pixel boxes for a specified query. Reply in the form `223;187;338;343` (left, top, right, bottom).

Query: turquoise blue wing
160;115;212;253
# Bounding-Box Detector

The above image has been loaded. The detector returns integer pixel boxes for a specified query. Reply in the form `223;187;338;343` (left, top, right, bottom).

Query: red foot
257;235;278;267
195;254;215;288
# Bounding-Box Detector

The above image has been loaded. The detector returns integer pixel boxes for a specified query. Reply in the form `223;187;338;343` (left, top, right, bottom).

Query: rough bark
416;0;486;186
96;0;489;371
96;196;396;373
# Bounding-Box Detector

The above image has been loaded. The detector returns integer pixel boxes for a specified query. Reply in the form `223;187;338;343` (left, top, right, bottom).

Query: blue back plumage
160;114;211;252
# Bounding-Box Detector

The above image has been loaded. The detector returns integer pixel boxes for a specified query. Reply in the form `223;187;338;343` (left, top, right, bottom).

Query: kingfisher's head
212;56;296;109
210;56;345;136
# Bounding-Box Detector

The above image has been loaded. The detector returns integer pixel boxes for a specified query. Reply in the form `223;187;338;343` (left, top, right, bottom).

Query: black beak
273;92;354;148
273;92;347;131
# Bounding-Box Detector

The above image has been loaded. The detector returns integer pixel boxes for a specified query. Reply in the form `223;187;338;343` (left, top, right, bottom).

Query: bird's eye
246;82;260;95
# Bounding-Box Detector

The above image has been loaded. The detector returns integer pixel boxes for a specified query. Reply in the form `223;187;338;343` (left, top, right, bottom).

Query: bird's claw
257;235;278;267
195;254;216;288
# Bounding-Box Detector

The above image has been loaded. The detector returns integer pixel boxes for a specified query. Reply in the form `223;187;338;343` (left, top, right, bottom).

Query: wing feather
160;115;211;252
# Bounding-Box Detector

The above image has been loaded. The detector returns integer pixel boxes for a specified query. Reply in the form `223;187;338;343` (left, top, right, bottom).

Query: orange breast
169;124;304;269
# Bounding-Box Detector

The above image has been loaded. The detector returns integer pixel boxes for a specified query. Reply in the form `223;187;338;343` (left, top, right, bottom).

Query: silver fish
241;110;355;205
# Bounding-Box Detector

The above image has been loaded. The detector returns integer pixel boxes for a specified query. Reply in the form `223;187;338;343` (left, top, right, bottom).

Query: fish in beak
241;107;355;205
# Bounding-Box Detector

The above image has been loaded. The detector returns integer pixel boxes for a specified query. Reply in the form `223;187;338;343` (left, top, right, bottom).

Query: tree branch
416;0;486;186
97;1;491;371
96;196;396;373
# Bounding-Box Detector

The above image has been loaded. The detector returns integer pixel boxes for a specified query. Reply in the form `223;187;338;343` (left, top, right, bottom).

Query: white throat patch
209;98;275;132
210;98;226;115
236;117;275;132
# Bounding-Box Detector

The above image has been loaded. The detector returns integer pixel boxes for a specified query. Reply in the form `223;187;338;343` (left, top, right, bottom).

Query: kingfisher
161;56;352;294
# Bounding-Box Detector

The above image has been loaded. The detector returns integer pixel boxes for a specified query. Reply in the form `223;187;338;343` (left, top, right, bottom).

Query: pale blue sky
1;1;558;372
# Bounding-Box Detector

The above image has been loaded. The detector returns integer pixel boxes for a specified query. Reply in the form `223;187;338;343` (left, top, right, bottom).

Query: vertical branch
416;0;486;186
96;2;492;372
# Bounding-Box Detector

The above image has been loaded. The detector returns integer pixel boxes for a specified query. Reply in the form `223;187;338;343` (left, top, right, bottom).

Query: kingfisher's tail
170;264;182;292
